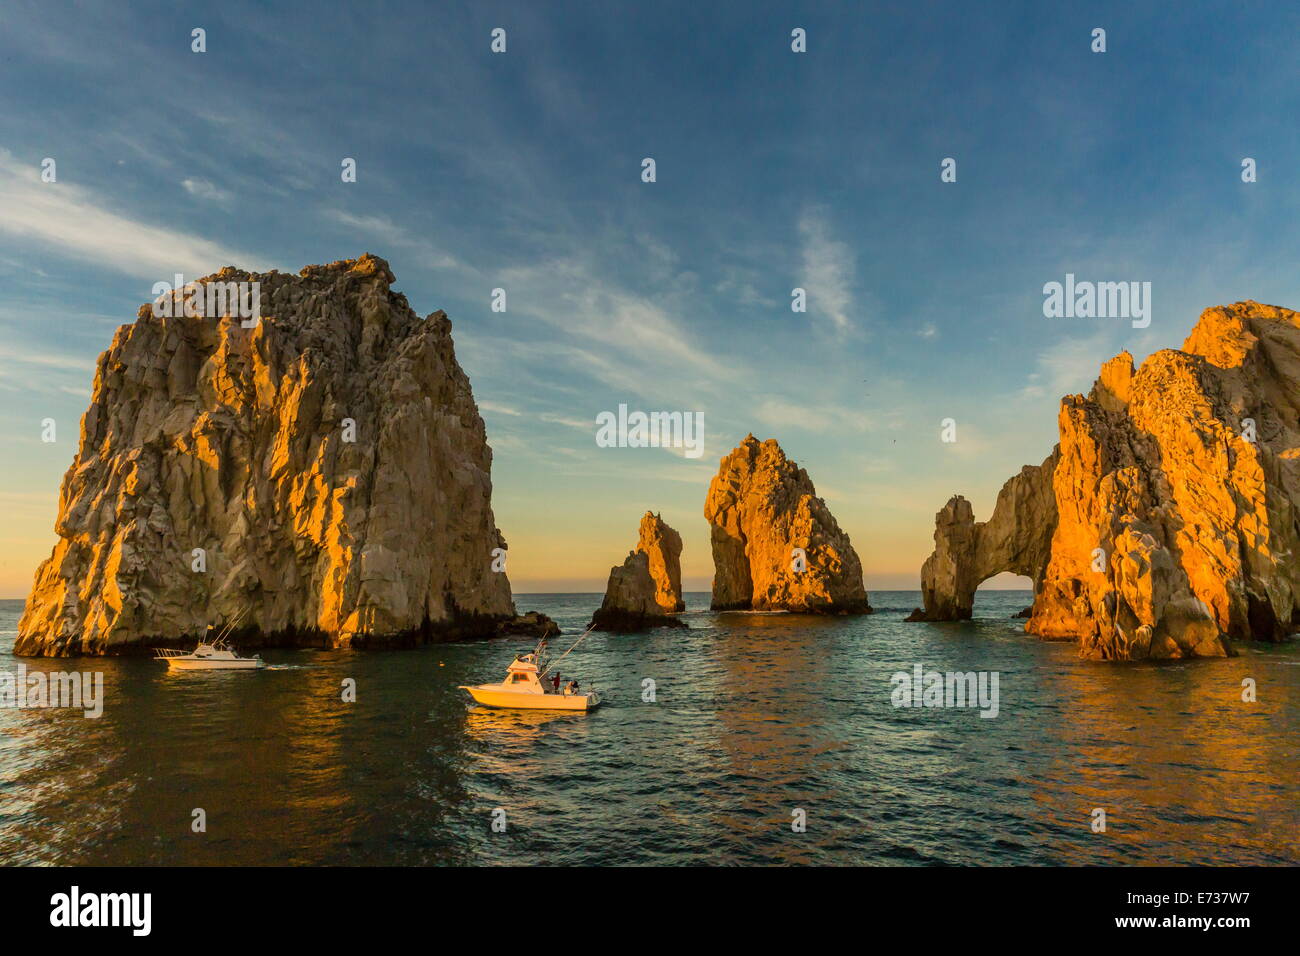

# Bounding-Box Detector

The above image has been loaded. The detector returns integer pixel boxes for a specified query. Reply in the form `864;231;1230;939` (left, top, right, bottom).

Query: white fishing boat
155;616;265;671
460;629;600;711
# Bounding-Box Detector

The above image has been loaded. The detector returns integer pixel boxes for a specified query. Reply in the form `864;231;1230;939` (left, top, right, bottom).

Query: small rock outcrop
590;549;687;632
17;255;520;655
915;301;1300;661
497;612;561;639
704;435;871;613
638;511;685;612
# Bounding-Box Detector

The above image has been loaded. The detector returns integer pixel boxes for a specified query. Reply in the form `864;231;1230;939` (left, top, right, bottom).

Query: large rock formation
590;514;687;631
916;301;1300;661
704;435;871;613
17;254;521;656
638;511;684;612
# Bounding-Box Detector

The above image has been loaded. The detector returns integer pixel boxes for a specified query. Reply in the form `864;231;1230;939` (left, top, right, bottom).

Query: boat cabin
504;653;546;694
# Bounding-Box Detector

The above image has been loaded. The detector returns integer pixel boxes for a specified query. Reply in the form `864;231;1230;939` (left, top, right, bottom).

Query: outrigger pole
539;623;597;679
214;607;249;643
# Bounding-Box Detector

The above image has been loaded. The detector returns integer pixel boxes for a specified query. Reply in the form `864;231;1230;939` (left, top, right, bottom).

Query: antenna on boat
539;623;597;679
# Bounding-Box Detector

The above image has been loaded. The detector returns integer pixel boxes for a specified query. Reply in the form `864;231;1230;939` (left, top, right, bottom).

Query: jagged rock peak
704;435;871;614
590;512;687;632
638;511;685;613
17;255;516;655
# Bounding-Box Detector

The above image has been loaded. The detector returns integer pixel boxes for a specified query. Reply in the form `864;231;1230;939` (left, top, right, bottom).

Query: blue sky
2;0;1300;595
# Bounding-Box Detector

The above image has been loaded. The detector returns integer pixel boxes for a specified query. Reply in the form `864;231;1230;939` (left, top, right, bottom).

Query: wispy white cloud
713;266;779;309
798;206;857;334
940;422;994;459
0;340;96;372
494;256;737;403
321;209;472;274
181;177;231;204
755;398;871;434
538;411;591;431
0;151;267;279
479;401;522;417
1016;332;1114;401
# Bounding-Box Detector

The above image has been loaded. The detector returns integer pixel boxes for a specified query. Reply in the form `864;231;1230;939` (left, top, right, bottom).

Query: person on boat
551;672;561;692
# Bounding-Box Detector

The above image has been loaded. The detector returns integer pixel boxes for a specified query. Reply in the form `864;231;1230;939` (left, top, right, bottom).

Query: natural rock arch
913;302;1300;660
911;452;1058;621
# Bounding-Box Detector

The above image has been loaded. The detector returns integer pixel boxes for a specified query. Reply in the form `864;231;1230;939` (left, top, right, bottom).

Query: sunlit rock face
638;511;684;613
17;254;516;656
591;550;687;632
913;454;1058;622
918;301;1300;661
704;435;871;614
590;513;686;631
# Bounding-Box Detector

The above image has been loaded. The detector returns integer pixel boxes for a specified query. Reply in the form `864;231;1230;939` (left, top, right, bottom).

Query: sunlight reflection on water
1;593;1296;865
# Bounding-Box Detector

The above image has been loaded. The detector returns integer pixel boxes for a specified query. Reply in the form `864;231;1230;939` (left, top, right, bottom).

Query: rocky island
913;302;1300;660
17;255;541;656
590;512;687;631
705;435;871;614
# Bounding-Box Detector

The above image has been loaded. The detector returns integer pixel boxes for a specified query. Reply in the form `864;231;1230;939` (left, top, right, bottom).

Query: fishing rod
214;606;249;643
221;608;248;640
539;623;597;679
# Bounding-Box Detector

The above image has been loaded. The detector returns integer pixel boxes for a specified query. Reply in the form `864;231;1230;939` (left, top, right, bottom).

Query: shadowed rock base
496;612;562;639
904;607;948;623
589;607;688;632
57;610;562;657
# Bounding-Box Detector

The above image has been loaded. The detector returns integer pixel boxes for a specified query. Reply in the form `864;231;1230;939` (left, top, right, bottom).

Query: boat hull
460;685;599;711
165;658;265;670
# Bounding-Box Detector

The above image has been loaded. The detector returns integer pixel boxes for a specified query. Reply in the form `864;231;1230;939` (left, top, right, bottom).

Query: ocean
1;591;1296;865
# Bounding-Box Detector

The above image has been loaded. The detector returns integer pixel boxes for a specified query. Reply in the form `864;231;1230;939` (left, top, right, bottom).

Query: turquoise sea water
0;591;1296;866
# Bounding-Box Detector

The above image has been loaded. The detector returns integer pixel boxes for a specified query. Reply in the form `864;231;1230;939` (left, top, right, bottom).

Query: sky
2;0;1300;597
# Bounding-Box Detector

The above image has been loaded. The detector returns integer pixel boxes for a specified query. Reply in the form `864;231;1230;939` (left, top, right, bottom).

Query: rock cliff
17;254;520;655
915;302;1300;660
704;435;871;613
638;511;685;613
590;513;686;631
590;549;687;632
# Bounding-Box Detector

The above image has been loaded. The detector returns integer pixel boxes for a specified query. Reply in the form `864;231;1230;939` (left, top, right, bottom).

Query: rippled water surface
1;592;1296;865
